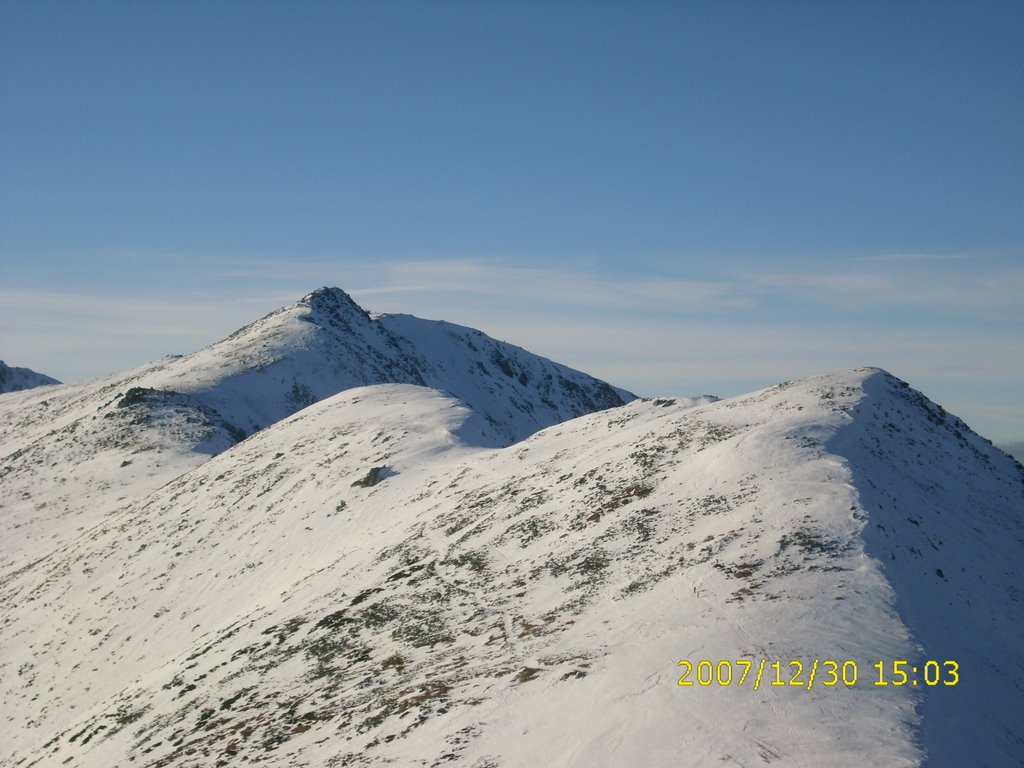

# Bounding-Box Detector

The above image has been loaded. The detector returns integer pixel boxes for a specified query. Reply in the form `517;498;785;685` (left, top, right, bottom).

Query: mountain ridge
827;370;1024;766
1;292;1021;767
0;288;633;579
134;286;635;445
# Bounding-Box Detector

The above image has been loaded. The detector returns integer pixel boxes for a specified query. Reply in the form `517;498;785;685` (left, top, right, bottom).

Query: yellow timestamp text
676;659;960;691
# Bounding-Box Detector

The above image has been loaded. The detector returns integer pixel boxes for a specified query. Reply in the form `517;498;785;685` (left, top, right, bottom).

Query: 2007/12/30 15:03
676;659;960;690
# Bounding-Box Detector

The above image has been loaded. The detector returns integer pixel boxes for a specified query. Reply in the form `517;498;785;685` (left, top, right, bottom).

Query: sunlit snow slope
1;291;1021;768
0;288;632;578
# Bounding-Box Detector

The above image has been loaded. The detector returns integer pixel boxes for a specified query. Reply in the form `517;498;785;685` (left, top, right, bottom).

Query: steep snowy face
0;361;60;393
2;368;1019;768
827;371;1024;767
0;288;632;577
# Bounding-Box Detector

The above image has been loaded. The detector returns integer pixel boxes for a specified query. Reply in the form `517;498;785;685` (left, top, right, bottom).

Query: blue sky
1;1;1022;443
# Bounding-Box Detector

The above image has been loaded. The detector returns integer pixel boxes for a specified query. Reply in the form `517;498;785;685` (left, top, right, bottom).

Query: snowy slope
0;288;632;578
0;358;222;580
2;367;1020;767
0;361;59;393
136;286;633;445
829;373;1024;767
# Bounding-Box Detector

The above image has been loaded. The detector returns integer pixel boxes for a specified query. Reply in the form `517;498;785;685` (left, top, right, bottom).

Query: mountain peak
291;287;374;338
299;285;368;317
299;285;354;305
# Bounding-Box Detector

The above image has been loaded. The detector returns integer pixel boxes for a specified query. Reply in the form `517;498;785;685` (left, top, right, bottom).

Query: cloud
750;273;892;300
63;254;754;315
2;253;1019;442
483;315;1024;384
467;312;1022;443
346;259;757;313
747;265;1024;314
851;252;982;263
0;290;292;380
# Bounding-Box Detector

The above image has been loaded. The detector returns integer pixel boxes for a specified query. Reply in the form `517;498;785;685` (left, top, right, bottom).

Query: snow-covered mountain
127;286;633;447
0;287;633;578
0;360;59;393
1;292;1021;768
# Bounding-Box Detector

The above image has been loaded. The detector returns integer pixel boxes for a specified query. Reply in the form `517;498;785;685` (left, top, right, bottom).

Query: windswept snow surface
2;358;1021;767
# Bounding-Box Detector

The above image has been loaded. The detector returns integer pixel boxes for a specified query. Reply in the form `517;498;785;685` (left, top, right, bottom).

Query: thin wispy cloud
166;255;756;314
353;260;756;313
750;273;892;297
852;252;983;263
2;251;1020;441
0;289;293;379
346;256;1023;320
748;266;1024;314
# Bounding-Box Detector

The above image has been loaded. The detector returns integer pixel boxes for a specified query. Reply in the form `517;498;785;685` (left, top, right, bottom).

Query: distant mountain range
1;288;1021;767
0;360;60;393
999;441;1024;461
